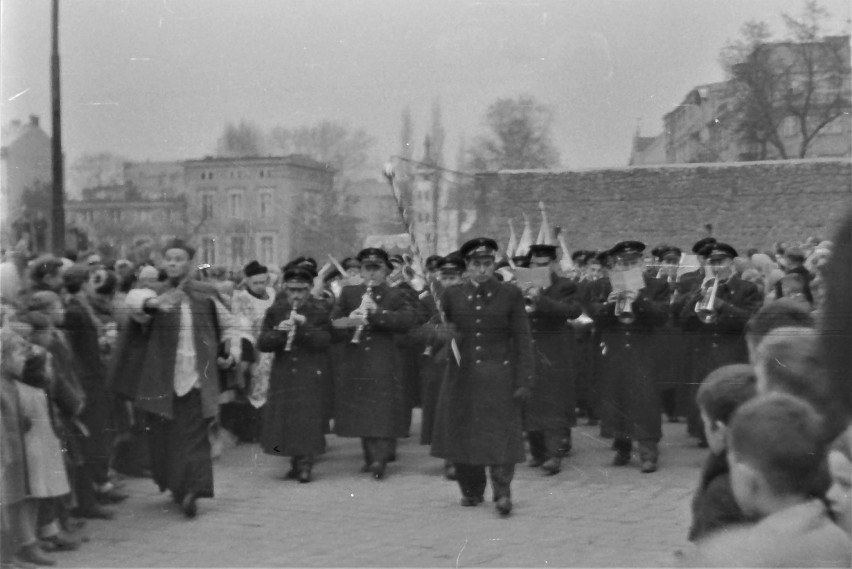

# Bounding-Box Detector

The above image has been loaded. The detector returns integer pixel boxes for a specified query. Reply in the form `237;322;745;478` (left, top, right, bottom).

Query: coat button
365;347;371;351
625;343;631;348
476;359;482;364
316;370;322;375
476;306;482;310
475;346;482;350
625;331;631;336
476;319;481;324
475;332;482;337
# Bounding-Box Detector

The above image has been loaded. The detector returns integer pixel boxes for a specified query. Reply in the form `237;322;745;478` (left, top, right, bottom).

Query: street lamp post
50;0;66;255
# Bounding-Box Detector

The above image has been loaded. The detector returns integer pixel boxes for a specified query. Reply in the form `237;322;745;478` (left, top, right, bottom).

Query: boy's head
727;393;827;518
826;426;852;535
696;364;757;455
751;326;842;440
745;300;814;364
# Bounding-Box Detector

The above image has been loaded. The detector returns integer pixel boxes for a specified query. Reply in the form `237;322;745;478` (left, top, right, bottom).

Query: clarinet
283;300;301;352
351;283;373;344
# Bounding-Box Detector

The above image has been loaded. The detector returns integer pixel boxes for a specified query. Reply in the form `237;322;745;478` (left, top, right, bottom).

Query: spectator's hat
243;260;268;278
692;237;717;255
528;244;559;260
162;238;196;258
706;242;738;260
437;254;466;275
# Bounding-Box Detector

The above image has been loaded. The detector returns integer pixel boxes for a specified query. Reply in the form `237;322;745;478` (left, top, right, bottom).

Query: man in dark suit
331;248;419;480
679;242;763;445
431;238;534;516
589;241;670;473
522;244;583;475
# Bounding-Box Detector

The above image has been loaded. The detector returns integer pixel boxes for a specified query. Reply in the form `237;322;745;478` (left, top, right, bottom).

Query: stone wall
464;159;852;253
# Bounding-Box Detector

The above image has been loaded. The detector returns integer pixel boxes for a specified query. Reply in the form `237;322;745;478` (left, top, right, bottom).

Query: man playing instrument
589;241;669;473
679;242;763;445
257;265;332;483
331;248;419;479
522;244;583;475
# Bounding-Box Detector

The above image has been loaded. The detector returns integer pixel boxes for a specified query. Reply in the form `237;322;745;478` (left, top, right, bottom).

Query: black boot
612;438;632;466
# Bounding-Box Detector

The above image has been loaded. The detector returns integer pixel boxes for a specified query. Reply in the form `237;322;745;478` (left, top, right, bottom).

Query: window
259;236;274;266
201;192;215;219
259;191;272;219
231;236;245;268
201;237;216;265
228;190;244;218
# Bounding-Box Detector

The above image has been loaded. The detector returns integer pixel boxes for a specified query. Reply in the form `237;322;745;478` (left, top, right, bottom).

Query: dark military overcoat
331;282;418;438
523;273;583;431
680;274;763;386
430;277;534;465
590;274;669;441
257;296;331;457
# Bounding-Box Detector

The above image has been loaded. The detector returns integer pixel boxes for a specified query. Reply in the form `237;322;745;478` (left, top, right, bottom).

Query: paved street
61;413;704;568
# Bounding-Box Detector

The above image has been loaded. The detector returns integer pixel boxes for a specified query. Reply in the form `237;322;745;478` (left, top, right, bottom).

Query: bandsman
589;241;669;473
257;264;332;483
331;248;419;479
522;244;583;475
679;242;763;444
431;238;534;516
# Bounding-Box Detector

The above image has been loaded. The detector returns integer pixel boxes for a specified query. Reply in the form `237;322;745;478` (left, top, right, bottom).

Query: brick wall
465;159;852;253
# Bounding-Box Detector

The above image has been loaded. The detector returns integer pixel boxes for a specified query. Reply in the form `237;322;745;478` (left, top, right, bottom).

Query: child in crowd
743;298;814;365
826;427;851;536
688;364;757;542
694;393;851;567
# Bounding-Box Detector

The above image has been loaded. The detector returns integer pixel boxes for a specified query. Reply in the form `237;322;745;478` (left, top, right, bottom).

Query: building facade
631;36;851;165
1;115;52;248
184;155;334;270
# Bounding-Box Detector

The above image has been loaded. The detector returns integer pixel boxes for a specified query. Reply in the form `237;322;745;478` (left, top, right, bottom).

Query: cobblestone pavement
60;414;705;568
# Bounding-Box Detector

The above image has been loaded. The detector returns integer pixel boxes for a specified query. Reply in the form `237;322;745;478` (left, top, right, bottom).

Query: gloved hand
512;386;532;402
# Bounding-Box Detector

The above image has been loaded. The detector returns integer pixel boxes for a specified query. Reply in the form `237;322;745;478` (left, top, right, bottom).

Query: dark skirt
146;390;213;500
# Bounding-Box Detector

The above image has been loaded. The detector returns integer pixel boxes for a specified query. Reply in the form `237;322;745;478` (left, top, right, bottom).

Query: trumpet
614;292;636;324
695;277;719;324
283;301;301;352
351;283;373;344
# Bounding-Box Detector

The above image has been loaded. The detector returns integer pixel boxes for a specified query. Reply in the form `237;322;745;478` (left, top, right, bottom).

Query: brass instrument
695;277;719;324
351;283;373;344
614;292;636;324
283;301;301;352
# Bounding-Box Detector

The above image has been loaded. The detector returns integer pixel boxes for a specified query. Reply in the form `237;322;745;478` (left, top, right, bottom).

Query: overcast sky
2;0;850;176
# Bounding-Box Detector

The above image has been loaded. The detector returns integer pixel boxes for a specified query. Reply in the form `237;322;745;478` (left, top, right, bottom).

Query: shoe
541;458;561;475
459;496;483;507
39;534;79;552
528;457;544;468
181;493;198;519
557;431;573;456
96;488;129;504
16;545;54;567
298;470;311;484
443;463;457;481
640;459;658;473
370;461;385;480
613;450;631;466
61;518;86;533
284;468;298;480
495;497;512;516
72;505;115;520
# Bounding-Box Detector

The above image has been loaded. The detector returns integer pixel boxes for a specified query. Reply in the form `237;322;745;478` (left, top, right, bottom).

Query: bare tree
469;95;561;171
269;120;376;257
721;1;851;159
216;119;267;157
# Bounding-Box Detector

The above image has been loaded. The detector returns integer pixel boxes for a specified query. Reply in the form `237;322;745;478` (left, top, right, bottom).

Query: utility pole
50;0;66;255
